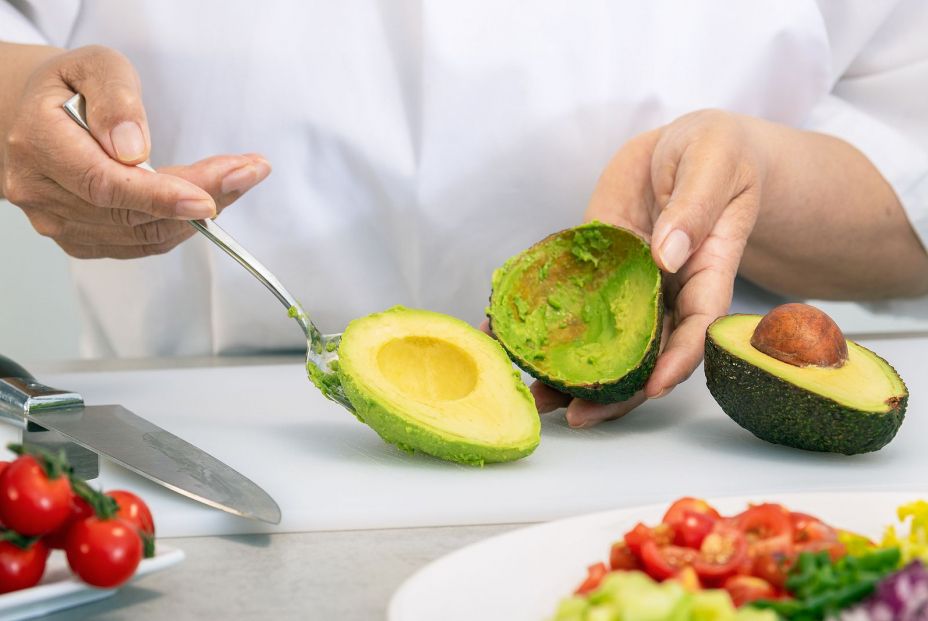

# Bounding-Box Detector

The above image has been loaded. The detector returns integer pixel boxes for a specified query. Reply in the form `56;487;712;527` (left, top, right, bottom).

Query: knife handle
0;355;84;426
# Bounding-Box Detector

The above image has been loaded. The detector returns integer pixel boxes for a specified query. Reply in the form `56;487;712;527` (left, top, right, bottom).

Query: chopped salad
552;497;928;621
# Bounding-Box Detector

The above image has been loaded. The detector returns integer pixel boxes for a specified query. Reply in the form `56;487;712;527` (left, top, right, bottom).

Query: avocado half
337;306;540;466
704;313;908;455
487;221;662;403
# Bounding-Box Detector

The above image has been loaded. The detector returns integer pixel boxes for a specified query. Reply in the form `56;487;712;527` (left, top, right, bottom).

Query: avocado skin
704;334;907;455
338;364;539;467
491;293;663;404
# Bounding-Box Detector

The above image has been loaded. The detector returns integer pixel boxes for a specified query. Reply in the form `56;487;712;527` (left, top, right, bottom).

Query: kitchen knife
0;354;281;525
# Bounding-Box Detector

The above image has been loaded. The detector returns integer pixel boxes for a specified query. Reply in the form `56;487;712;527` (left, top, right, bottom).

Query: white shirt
3;0;927;357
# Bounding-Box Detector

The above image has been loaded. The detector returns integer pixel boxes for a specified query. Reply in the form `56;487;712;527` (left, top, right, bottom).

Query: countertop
22;340;926;620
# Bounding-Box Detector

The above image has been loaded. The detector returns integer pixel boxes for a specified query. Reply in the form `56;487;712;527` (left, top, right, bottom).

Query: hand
536;110;767;427
1;45;270;259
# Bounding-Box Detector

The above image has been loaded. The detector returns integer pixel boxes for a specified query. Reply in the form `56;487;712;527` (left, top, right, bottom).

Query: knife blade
0;356;281;525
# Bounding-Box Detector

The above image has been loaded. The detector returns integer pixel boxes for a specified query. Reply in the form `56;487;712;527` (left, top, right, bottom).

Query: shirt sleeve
0;1;47;44
806;0;928;249
802;0;928;326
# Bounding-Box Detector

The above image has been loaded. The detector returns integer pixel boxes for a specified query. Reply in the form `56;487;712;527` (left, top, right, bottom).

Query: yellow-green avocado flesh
705;314;908;455
336;306;540;466
488;222;662;403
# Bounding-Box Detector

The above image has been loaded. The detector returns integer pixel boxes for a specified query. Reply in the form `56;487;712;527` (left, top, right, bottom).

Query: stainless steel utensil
0;354;281;524
62;94;352;412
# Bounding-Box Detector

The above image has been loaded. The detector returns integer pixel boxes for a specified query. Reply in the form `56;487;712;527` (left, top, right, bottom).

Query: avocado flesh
489;222;662;403
705;314;908;455
337;306;540;465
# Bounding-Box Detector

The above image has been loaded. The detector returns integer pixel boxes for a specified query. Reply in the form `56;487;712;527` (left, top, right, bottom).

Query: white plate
0;544;184;621
389;491;926;621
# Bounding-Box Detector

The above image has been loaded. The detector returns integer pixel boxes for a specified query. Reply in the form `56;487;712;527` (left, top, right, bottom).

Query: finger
530;381;572;414
478;319;494;337
160;153;271;210
37;124;217;220
19;176;161;226
644;312;714;398
58;45;152;165
649;128;755;274
584;129;661;237
58;216;192;247
57;235;191;260
565;391;648;428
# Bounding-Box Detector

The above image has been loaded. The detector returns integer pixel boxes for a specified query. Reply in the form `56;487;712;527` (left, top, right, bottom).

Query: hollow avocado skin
704;333;907;455
488;222;663;404
492;296;662;404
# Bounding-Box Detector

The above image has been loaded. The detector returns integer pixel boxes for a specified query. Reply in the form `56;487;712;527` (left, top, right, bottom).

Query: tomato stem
0;529;41;550
69;478;119;520
6;443;69;480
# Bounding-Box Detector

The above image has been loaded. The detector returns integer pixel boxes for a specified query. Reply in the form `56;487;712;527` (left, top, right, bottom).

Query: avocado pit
750;303;848;368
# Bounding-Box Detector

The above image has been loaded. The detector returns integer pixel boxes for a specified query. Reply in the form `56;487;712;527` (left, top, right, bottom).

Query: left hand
531;109;768;426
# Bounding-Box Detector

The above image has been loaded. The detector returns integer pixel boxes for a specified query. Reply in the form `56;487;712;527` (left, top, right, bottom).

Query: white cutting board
5;336;924;538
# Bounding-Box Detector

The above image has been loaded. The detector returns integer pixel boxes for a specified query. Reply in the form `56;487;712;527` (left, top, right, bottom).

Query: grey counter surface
42;523;521;621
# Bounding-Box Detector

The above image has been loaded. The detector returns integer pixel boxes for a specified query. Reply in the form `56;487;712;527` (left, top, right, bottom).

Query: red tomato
65;517;143;588
724;575;777;607
663;498;721;526
44;495;93;550
692;526;749;584
641;541;699;581
672;511;717;549
0;456;72;536
609;541;642;571
750;550;794;590
575;562;609;595
624;523;653;556
0;539;49;594
734;504;794;560
108;491;155;536
790;512;845;559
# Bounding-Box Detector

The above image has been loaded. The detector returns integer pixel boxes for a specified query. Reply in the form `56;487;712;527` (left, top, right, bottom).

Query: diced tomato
724;575;777;607
692;525;749;585
796;539;846;560
750;550;794;590
790;512;845;559
624;522;653;557
735;504;793;543
672;510;717;549
575;562;609;595
663;498;721;526
640;541;699;581
609;541;642;571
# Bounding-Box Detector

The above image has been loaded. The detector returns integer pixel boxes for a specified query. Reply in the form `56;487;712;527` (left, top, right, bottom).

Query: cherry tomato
575;562;609;595
789;512;845;559
724;575;777;607
641;541;699;581
734;504;794;560
624;523;653;557
0;456;72;536
108;490;155;536
662;497;721;526
65;517;143;588
672;510;717;549
44;494;93;550
692;526;749;584
0;539;49;594
609;541;642;571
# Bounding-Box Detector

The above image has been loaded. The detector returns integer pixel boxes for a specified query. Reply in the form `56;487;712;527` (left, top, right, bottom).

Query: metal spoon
62;94;353;412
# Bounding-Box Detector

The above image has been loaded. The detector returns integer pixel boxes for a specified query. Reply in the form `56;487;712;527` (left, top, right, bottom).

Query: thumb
61;46;151;165
649;133;752;274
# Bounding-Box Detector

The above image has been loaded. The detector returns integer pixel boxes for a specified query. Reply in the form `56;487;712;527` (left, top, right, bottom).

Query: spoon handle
61;93;320;342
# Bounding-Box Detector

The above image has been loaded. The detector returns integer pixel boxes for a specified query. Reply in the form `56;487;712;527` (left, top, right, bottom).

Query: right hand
1;45;270;259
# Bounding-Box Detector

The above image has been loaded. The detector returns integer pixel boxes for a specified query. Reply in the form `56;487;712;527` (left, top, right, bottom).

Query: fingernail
175;199;216;219
659;229;691;273
111;122;146;162
650;386;673;399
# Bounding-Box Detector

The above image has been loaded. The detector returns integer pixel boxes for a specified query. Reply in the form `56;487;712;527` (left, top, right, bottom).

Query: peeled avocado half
705;307;908;455
337;306;540;466
488;222;662;403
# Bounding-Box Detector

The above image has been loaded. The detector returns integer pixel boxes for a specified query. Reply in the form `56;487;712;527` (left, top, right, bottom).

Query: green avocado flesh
336;306;540;466
705;314;908;455
488;222;662;403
